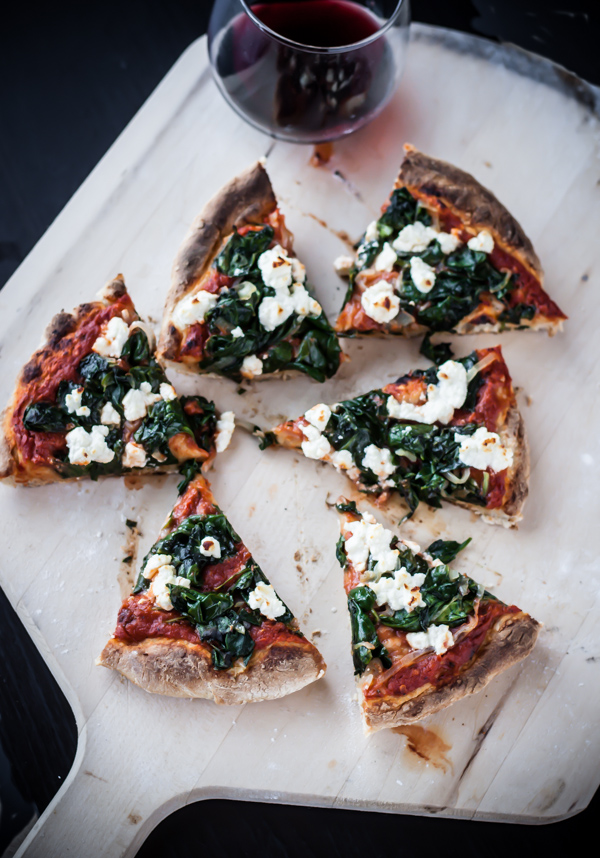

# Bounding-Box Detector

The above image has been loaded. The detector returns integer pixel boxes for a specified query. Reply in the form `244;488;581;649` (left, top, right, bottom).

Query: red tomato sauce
365;600;520;699
114;594;204;645
249;620;303;651
170;479;218;527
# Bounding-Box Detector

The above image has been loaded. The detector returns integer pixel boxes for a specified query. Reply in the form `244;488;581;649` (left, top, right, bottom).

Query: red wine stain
310;142;334;166
392;726;453;773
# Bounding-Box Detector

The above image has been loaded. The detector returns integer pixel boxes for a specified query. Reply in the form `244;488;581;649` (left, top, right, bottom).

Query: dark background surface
1;1;598;855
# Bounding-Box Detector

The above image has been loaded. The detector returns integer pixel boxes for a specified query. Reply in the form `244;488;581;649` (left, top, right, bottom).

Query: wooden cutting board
2;24;599;857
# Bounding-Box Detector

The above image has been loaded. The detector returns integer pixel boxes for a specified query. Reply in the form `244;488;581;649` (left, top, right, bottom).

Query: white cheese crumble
215;411;235;453
467;230;494;253
159;383;177;401
344;513;398;575
291;257;306;283
373;242;397;272
291;284;321;317
409;256;436;293
240;354;263;378
329;449;355;471
406;624;454;655
66;425;115;465
143;554;174;579
304;403;331;432
387;359;468;425
231;326;244;338
362;444;395;481
247;581;286;620
122;441;147;469
122;382;161;422
367;567;426;612
455;427;513;472
360;279;400;324
436;231;461;254
364;220;379;242
392;221;438;253
172;290;218;329
333;255;354;276
92;316;130;359
300;423;331;460
100;401;121;426
65;387;90;417
258;293;294;332
148;563;190;611
199;537;221;558
257;244;293;290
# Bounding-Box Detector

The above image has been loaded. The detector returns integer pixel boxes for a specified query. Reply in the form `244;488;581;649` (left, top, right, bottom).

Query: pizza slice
266;346;528;526
0;275;229;487
335;500;540;731
98;474;326;702
157;160;342;382
334;144;566;337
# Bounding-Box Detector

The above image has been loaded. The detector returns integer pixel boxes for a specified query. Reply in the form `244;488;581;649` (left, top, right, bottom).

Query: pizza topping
455;427;513;472
257;244;294;290
100;402;121;426
301;422;332;460
231;326;244;338
215;411;236;453
467;230;494;254
172;290;219;329
159;383;177;401
368;568;426;612
435;231;461;255
329;449;355;472
304;403;331;432
409;256;436;293
361;444;395;482
373;242;397;272
258;294;295;331
122;382;162;421
344;512;398;575
247;581;286;620
92;315;130;359
361;280;400;324
240;354;263;378
148;561;191;611
291;284;322;317
333;255;354;276
64;387;90;417
122;441;147;469
237;281;258;300
364;220;379;242
405;623;454;655
387;359;468;424
392;221;438;254
66;424;115;465
200;537;221;558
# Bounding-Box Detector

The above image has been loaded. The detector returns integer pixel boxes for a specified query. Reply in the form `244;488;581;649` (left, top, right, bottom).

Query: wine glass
208;0;410;143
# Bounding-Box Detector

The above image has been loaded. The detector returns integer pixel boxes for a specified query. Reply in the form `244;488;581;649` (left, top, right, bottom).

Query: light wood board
2;24;599;857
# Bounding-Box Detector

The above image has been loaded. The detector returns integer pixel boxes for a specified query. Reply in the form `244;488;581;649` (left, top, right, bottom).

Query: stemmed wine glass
208;0;410;143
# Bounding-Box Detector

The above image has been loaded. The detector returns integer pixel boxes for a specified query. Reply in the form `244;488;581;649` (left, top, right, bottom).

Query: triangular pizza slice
157;161;342;382
98;475;326;702
335;500;540;731
334;144;566;337
0;275;227;486
266;346;528;526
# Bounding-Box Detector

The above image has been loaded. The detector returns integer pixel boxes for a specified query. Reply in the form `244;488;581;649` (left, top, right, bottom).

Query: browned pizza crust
157;161;276;365
398;144;543;281
98;634;326;704
361;612;540;732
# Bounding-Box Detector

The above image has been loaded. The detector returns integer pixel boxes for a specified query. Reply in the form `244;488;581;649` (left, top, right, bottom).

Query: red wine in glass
208;0;410;143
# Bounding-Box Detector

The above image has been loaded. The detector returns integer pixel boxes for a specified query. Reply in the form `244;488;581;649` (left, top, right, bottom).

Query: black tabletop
1;2;598;855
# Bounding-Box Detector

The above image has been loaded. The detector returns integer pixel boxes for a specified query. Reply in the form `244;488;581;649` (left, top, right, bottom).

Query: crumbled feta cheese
258;244;293;290
122;441;147;469
100;401;121;426
333;255;354;276
199;536;221;558
92;316;130;358
66;425;115;465
231;326;244;338
237;281;257;300
361;279;400;324
387;359;468;425
436;231;461;254
159;383;177;402
300;423;331;460
291;257;306;283
240;354;263;378
467;230;494;253
362;444;395;481
392;221;438;253
143;554;174;579
247;581;286;620
344;514;398;575
215;411;235;453
291;284;321;317
329;449;355;471
406;624;454;655
172;290;218;329
258;293;294;332
373;242;397;272
122;381;161;422
455;427;513;472
304;403;331;432
368;567;426;612
149;565;190;611
65;387;90;417
409;256;436;293
364;220;379;242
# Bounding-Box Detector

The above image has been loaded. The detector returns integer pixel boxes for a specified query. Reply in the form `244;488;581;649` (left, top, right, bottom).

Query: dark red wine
251;0;381;48
208;0;406;142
